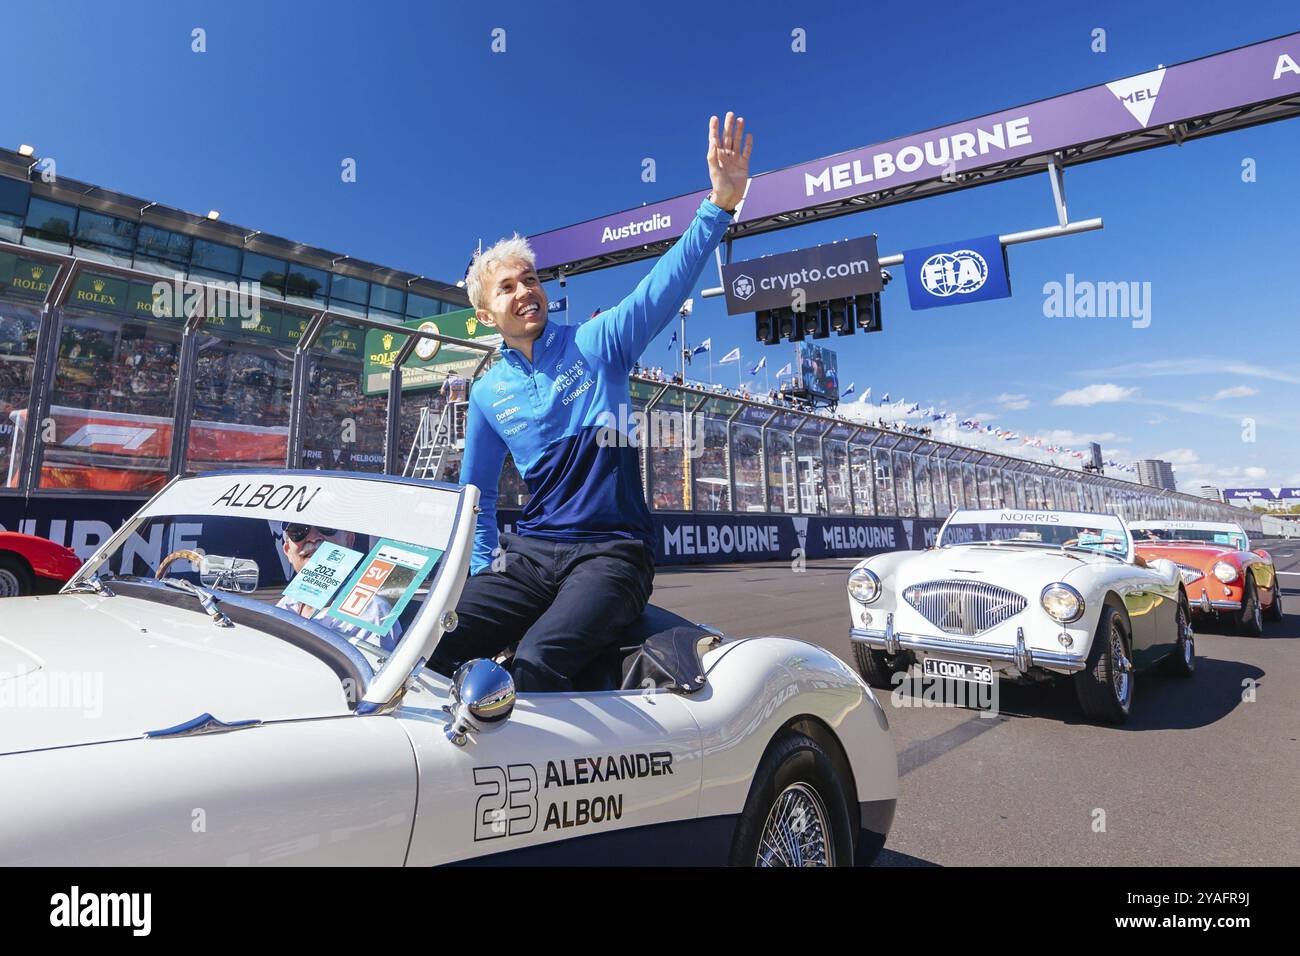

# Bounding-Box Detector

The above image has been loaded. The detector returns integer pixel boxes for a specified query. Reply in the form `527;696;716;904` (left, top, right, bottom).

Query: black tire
1162;593;1195;678
851;642;911;691
729;732;856;867
1073;604;1134;724
1238;576;1264;637
1263;581;1284;623
0;553;33;598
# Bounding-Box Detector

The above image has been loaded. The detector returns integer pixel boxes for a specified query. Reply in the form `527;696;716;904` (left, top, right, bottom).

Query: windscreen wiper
158;578;233;627
64;572;115;597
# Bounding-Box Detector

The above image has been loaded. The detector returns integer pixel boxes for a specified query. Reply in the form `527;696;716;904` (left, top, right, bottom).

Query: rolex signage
70;273;126;310
363;307;501;394
1;254;55;298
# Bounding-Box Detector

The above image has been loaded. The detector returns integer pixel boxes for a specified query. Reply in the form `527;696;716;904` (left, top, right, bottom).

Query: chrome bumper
850;613;1087;673
1196;588;1240;613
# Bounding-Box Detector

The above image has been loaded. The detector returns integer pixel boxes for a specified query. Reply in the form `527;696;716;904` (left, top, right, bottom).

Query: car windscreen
98;514;444;650
1132;528;1247;549
940;520;1128;557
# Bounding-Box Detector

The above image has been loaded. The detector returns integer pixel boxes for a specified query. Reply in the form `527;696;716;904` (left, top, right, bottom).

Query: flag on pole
881;392;890;403
863;386;872;401
461;238;483;283
749;356;767;375
843;382;856;397
668;329;677;352
547;297;568;313
776;362;792;377
719;347;741;364
693;338;711;355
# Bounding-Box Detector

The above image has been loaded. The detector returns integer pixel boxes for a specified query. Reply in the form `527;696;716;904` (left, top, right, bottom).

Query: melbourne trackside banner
720;236;882;315
502;511;944;565
0;497;943;571
902;234;1010;310
527;32;1300;271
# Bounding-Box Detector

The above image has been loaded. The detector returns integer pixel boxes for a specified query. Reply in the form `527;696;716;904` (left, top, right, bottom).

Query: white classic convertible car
0;470;897;866
847;509;1195;724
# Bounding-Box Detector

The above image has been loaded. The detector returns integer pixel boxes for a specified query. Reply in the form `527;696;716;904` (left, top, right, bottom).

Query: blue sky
6;0;1298;492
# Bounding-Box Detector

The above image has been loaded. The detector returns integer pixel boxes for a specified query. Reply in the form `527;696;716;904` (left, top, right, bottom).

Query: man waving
430;113;753;692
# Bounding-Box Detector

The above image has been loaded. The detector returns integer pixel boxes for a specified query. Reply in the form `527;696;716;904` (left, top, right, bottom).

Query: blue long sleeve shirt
460;197;733;574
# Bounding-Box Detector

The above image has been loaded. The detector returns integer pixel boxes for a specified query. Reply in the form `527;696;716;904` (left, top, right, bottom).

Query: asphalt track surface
650;538;1300;866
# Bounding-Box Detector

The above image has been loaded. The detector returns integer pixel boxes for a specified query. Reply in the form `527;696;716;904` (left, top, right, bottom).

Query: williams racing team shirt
461;197;734;574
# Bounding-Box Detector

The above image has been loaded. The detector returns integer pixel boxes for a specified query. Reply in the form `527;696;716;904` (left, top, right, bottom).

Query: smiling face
476;258;548;349
282;526;355;574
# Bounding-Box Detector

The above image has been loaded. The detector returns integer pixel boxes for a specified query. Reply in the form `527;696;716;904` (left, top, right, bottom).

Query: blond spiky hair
464;234;537;312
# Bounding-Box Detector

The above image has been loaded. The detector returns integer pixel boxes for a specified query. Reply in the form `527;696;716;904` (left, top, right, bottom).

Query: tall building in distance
1197;484;1224;502
1136;459;1178;491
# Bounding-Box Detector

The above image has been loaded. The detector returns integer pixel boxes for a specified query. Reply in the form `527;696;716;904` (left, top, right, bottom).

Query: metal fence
616;376;1262;532
0;242;1261;535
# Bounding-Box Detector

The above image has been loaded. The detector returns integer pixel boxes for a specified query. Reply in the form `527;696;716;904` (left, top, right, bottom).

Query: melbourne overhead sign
1223;487;1300;508
720;235;881;315
528;32;1300;271
902;234;1011;310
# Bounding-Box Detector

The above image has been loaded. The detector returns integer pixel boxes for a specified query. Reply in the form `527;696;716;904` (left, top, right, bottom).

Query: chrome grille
902;580;1027;637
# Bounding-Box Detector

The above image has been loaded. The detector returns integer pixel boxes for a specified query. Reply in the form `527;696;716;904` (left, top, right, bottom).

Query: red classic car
1131;520;1281;636
0;532;83;598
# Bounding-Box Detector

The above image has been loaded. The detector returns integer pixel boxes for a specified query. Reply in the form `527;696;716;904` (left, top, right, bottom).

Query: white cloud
996;393;1031;410
1155;448;1201;467
1052;383;1138;406
1042;429;1129;446
1210;385;1259;400
1082;357;1300;385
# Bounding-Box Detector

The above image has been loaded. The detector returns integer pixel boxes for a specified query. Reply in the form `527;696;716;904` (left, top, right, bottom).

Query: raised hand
707;112;753;213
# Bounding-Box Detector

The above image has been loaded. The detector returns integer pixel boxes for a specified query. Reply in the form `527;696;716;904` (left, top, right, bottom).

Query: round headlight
848;567;881;605
1213;561;1238;583
1041;583;1085;623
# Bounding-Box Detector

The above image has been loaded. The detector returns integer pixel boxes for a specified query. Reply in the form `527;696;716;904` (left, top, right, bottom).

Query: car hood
890;544;1098;588
0;594;353;756
1135;542;1234;566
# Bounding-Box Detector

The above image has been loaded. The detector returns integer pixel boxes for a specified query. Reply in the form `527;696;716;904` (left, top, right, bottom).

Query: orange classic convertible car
1130;520;1282;636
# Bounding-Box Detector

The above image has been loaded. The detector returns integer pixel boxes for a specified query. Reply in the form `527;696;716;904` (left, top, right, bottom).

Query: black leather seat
571;604;709;693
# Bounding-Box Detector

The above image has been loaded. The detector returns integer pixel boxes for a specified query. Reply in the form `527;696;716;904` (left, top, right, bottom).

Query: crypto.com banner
720;235;881;315
528;32;1300;271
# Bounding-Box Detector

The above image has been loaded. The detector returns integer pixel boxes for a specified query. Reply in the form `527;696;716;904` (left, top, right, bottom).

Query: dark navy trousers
430;532;655;693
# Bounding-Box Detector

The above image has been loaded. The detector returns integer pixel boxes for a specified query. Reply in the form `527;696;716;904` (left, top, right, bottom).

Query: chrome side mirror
1148;557;1178;583
200;555;260;593
445;659;515;745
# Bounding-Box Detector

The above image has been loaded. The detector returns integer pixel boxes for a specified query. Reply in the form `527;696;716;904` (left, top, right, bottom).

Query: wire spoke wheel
0;568;21;598
756;782;833;867
1109;624;1132;707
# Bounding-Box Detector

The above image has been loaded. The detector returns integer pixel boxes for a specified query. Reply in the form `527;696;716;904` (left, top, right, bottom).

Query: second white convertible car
848;509;1195;724
0;470;897;866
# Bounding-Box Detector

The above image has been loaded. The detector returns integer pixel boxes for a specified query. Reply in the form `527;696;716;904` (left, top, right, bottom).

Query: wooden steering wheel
156;549;204;579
